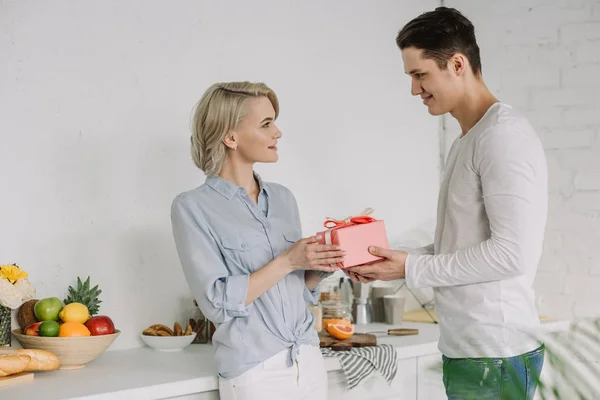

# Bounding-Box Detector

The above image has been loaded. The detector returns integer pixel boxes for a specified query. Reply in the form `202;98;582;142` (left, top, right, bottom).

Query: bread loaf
0;354;31;377
16;349;60;371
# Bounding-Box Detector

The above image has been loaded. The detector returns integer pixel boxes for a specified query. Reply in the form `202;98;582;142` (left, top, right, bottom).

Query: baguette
16;349;60;371
0;354;31;377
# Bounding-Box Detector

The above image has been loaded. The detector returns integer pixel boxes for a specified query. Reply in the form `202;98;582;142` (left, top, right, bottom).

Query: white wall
444;0;600;320
0;0;440;350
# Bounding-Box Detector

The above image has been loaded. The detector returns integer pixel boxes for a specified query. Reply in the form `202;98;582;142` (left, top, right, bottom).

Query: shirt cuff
316;271;335;279
303;284;320;305
405;253;420;289
222;274;251;317
304;271;334;305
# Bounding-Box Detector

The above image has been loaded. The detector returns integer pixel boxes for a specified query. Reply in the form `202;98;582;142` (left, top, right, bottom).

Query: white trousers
218;344;328;400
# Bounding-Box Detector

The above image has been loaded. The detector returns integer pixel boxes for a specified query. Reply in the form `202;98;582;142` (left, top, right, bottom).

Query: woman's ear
223;131;238;150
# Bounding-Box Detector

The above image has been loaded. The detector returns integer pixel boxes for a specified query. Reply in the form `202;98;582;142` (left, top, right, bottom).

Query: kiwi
17;299;38;329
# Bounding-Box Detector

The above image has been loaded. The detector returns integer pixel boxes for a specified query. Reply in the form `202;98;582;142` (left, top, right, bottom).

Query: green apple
34;297;63;321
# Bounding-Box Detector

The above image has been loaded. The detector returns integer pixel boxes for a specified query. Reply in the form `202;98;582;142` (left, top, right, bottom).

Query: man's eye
415;73;423;78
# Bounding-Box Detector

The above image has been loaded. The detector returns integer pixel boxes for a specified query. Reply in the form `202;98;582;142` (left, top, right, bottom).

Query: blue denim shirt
171;173;320;379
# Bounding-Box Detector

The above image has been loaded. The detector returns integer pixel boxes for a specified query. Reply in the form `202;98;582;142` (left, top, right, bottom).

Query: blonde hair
190;81;280;176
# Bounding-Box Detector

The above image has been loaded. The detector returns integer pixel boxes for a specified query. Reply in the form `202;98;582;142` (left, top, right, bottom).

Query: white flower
14;278;36;301
0;279;25;309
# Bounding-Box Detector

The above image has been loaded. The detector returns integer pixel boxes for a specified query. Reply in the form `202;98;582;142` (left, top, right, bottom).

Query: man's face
401;47;462;116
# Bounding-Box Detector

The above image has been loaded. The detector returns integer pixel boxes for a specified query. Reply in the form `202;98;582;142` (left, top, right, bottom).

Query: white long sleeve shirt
406;103;548;358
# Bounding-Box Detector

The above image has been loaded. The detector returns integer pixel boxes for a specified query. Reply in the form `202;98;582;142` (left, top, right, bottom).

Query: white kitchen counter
0;321;570;400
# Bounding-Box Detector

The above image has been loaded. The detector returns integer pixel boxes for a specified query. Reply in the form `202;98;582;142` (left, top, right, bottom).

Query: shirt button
241;244;247;248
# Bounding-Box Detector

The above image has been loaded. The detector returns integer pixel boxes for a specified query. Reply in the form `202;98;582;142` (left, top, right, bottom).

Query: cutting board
402;309;552;324
0;372;34;387
319;332;377;351
402;309;439;323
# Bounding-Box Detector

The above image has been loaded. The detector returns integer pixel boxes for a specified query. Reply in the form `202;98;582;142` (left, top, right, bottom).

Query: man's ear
223;131;238;150
451;53;468;77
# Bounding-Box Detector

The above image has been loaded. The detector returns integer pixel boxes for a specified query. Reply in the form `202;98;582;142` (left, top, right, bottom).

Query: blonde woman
171;82;343;400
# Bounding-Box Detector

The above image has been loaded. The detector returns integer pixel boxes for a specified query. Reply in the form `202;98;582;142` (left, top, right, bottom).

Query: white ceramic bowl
140;333;195;352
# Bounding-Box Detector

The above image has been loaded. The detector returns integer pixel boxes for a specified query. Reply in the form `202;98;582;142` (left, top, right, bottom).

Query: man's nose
411;78;423;96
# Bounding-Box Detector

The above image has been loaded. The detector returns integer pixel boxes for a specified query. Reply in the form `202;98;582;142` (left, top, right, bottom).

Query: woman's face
232;97;282;164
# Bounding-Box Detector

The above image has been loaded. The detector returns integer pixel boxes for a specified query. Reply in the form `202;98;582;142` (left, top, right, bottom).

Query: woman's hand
281;236;346;273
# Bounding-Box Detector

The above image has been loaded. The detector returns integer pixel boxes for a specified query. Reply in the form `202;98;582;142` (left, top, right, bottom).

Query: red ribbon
323;208;377;229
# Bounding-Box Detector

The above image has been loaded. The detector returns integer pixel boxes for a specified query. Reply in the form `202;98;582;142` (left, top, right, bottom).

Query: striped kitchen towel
321;344;398;390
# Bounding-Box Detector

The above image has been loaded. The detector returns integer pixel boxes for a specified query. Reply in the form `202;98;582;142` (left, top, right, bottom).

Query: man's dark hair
396;7;482;76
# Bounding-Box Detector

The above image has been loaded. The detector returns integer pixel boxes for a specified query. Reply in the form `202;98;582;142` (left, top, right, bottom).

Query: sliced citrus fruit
322;318;351;331
326;323;355;340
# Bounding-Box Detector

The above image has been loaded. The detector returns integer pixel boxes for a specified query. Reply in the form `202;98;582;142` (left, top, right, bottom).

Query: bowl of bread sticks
140;322;195;352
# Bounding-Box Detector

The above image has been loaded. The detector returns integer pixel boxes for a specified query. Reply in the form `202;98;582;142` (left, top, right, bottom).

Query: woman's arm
171;195;344;321
305;270;323;291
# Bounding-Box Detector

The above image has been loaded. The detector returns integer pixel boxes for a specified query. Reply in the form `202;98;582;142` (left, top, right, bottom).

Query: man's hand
345;246;408;283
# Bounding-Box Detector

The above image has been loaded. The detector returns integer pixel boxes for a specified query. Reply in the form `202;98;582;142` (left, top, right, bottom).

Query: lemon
59;302;90;324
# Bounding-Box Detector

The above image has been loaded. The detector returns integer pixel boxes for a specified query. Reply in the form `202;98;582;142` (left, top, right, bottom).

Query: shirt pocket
282;230;301;247
221;234;262;271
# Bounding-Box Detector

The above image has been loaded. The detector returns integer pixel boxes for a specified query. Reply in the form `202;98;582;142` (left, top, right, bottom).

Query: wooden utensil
367;328;419;336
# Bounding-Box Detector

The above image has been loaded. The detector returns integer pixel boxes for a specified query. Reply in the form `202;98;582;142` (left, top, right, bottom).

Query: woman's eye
263;122;271;128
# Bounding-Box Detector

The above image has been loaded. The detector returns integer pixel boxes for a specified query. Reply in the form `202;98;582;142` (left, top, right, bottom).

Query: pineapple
64;276;102;316
0;305;11;346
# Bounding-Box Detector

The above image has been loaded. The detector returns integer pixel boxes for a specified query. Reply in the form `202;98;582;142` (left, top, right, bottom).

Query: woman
171;81;344;400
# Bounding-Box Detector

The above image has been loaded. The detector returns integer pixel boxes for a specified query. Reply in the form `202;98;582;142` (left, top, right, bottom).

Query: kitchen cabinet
416;353;446;400
327;357;418;400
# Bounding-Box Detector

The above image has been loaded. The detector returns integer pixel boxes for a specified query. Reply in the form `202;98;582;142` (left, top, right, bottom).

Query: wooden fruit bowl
11;329;120;370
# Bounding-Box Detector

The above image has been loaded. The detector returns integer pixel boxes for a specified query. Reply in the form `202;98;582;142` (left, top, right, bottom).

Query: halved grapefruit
323;318;351;331
326;323;355;340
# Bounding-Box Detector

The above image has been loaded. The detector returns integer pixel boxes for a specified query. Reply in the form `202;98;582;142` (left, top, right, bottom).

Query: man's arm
405;127;547;288
347;127;547;288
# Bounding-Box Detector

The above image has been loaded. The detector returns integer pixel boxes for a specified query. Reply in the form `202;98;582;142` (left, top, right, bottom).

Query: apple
84;315;115;336
24;321;43;336
34;297;63;321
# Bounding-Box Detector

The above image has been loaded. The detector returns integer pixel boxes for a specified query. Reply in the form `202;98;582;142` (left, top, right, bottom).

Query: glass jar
320;300;353;323
319;277;341;303
189;300;208;343
308;303;323;332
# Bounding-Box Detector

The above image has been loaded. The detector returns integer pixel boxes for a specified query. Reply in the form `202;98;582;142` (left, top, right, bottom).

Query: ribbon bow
319;208;377;268
323;207;376;229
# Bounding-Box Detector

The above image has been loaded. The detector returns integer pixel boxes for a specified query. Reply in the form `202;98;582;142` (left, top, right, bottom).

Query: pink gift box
316;219;390;268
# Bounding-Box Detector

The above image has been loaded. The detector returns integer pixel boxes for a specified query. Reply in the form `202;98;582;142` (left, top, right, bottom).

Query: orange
322;319;351;331
59;321;91;337
326;323;355;340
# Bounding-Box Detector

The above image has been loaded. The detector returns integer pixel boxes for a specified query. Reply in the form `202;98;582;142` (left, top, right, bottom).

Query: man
347;7;548;399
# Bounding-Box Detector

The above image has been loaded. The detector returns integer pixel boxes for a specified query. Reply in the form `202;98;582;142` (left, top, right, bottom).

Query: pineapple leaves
64;276;102;316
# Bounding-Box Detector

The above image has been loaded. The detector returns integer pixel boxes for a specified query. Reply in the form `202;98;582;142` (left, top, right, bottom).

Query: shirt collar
206;172;270;200
254;172;272;199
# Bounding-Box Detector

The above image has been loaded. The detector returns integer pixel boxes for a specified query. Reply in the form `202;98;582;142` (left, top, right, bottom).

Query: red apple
84;315;115;336
24;321;43;336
